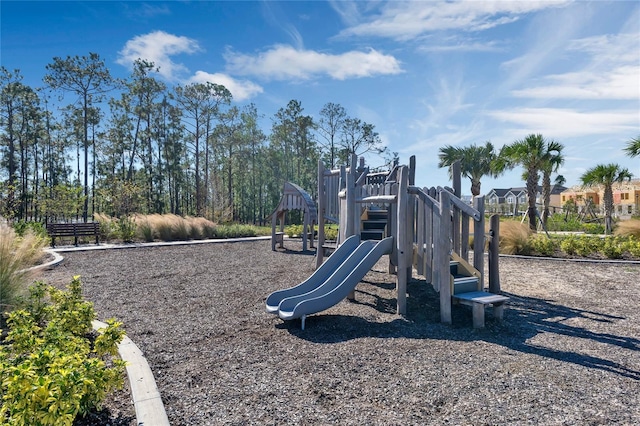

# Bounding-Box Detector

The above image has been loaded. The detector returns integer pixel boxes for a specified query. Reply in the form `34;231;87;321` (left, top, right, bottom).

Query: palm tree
624;135;640;158
580;163;632;234
540;141;565;226
498;134;562;231
438;141;500;196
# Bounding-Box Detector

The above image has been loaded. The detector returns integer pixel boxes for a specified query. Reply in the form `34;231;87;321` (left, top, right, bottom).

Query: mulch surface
40;239;640;425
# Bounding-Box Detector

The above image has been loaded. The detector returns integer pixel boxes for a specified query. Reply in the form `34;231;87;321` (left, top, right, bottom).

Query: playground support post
452;161;462;254
473;196;485;289
405;156;416;283
396;166;409;315
488;214;501;294
316;159;325;269
438;190;452;324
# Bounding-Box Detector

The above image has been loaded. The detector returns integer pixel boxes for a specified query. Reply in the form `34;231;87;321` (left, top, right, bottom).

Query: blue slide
265;235;360;313
268;237;393;326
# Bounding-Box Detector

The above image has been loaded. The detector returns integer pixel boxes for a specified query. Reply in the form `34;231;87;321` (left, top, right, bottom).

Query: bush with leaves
600;236;625;259
559;234;580;255
626;237;640;258
576;236;604;257
117;216;136;243
0;277;126;426
583;223;605;235
527;234;558;256
546;213;584;232
12;221;48;239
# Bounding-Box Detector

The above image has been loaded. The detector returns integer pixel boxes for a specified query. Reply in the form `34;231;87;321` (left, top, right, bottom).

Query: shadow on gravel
276;248;317;257
282;276;640;380
74;409;135;426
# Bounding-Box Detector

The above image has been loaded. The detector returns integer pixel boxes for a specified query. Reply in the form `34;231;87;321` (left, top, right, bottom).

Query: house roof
487;188;510;197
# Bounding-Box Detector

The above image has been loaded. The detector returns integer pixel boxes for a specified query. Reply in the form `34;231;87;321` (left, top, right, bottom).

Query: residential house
486;184;566;216
561;179;640;218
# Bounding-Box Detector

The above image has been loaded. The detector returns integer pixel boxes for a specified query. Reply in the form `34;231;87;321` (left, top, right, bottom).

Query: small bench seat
452;291;509;329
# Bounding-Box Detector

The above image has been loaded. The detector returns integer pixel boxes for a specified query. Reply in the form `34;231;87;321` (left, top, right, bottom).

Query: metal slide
265;235;361;313
276;237;394;327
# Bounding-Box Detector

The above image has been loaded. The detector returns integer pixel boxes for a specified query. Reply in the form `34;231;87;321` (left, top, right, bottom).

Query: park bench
46;222;100;247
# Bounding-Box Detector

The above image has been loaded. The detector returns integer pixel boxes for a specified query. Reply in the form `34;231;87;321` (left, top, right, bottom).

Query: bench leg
472;303;485;329
494;304;505;321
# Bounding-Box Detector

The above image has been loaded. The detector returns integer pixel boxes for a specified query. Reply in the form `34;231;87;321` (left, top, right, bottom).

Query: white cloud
511;32;640;100
419;39;504;53
189;71;263;101
224;45;402;81
487;107;639;138
512;66;639;100
336;1;570;41
117;31;201;81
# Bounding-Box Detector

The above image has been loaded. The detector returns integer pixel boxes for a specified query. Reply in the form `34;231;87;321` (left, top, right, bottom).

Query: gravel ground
40;239;640;425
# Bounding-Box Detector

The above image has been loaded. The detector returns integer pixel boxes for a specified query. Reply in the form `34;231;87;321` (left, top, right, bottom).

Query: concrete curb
93;320;170;426
51;235;271;253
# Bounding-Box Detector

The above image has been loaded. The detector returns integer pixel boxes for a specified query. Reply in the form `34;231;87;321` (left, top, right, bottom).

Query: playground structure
267;154;506;329
269;182;317;252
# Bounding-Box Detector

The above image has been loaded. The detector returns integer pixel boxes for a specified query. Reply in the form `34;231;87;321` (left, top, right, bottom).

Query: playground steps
450;259;509;328
361;209;388;240
450;261;480;294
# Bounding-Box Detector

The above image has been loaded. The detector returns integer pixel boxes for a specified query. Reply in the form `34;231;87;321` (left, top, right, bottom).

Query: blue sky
2;0;639;194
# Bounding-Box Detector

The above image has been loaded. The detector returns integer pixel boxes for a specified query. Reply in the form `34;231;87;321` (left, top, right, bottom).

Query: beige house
560;179;640;218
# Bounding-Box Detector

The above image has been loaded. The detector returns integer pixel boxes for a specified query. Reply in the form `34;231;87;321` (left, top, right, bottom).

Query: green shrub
527;234;558;256
575;236;603;257
627;237;640;257
324;225;338;241
546;214;584;232
583;223;605;235
0;277;126;425
284;225;304;237
213;224;258;238
559;235;580;255
601;237;624;259
117;216;136;243
12;221;48;239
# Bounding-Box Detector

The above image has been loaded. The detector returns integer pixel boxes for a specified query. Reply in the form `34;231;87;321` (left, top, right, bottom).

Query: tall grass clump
200;219;217;239
172;216;191;241
134;215;155;242
0;224;47;315
153;214;178;241
499;220;532;255
615;219;640;239
186;217;216;240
